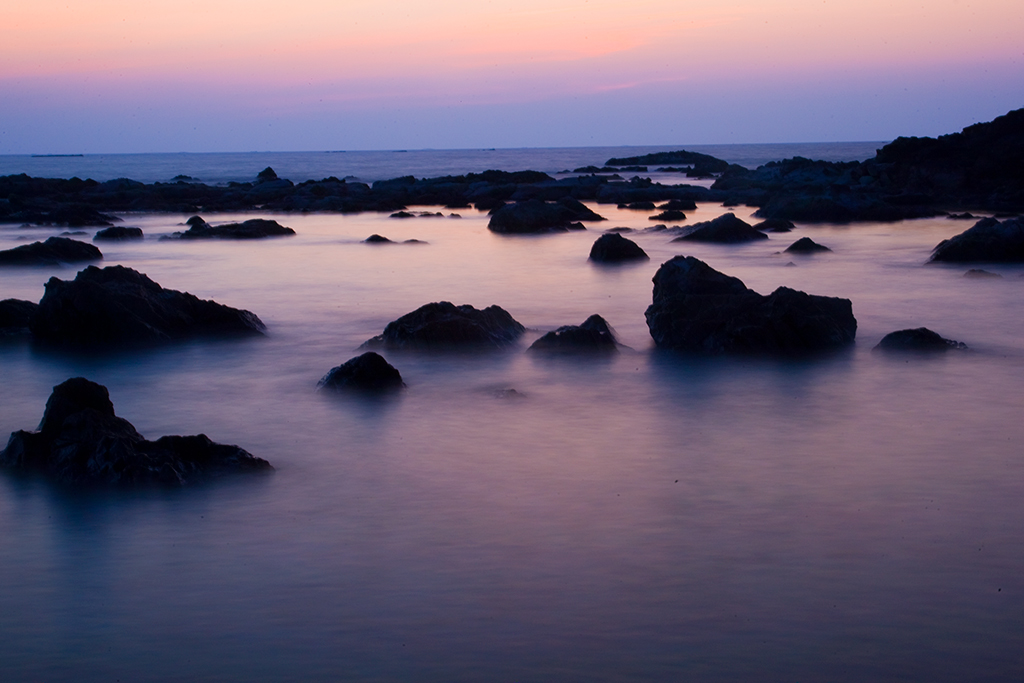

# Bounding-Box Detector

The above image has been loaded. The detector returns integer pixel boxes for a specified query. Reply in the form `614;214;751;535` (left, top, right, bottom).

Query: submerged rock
94;226;144;241
874;328;967;352
318;352;405;392
30;265;265;347
930;216;1024;262
529;314;618;352
0;377;272;485
488;198;603;233
0;236;102;266
175;216;295;240
645;255;856;354
363;301;525;349
963;268;1003;278
657;199;698;211
0;299;38;335
671;213;768;244
785;237;832;253
754;218;795;233
589;233;649;263
649;209;686;222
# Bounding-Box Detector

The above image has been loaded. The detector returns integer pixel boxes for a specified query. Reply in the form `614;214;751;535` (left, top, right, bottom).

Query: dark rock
390;211;415;218
363;301;524;349
930;216;1024;262
650;210;686;222
963;269;1002;278
0;377;271;485
488;198;604;234
671;213;769;244
874;328;967;352
618;201;656;210
754;218;795;233
589;233;649;263
318;352;405;392
0;236;102;266
644;255;856;354
175;216;295;240
172;175;196;181
94;226;143;241
606;150;731;176
0;299;38;335
529;314;618;352
30;265;265;347
948;212;976;220
657;199;698;211
256;167;278;182
785;237;832;253
364;234;394;243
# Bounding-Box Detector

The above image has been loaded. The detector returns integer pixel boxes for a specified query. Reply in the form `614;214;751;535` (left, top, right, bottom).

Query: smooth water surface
1;204;1022;681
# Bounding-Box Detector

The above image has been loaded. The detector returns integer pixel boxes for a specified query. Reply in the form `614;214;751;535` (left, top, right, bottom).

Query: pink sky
1;0;1022;152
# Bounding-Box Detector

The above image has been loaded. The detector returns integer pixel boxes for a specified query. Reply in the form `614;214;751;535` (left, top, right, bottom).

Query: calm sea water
1;148;1022;682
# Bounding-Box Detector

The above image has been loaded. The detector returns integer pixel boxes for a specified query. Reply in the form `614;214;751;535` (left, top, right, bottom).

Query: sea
1;143;1023;682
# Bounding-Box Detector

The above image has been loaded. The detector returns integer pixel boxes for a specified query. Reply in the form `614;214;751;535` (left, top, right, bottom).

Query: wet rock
874;328;967;352
589;233;649;263
488;198;604;234
529;314;618;352
930;216;1024;262
318;352;405;392
0;236;102;266
671;213;768;244
94;226;144;241
754;218;795;233
30;265;265;347
963;269;1003;278
0;377;271;485
649;209;686;222
0;299;38;335
785;237;832;253
175;216;295;240
645;255;856;353
363;301;525;349
364;234;394;243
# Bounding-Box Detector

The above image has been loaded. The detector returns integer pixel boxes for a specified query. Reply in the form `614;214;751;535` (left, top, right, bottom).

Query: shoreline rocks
874;328;967;352
785;237;832;253
671;214;768;244
173;216;296;240
930;216;1024;262
94;226;144;241
488;198;604;234
0;236;102;266
318;352;405;392
363;302;525;349
589;233;649;263
0;299;38;335
529;314;618;352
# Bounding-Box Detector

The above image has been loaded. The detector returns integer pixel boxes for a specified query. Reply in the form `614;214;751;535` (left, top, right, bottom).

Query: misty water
2;200;1023;679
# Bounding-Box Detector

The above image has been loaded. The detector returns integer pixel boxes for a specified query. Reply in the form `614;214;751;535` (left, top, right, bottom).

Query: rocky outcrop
528;315;618;352
650;210;686;222
174;216;295;240
318;352;405;391
645;256;856;353
94;226;143;241
589;233;649;263
785;237;831;253
929;216;1024;262
0;299;38;335
606;150;731;177
30;265;265;347
363;302;525;349
754;218;795;233
671;213;768;244
488;198;603;233
658;199;698;211
874;328;967;352
0;377;271;485
0;237;102;266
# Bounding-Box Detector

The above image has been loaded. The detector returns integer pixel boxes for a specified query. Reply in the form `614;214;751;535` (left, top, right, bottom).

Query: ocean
1;144;1022;682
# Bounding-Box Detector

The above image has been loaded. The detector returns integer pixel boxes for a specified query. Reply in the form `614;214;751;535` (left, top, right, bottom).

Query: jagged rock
0;237;102;266
644;255;856;353
672;213;768;244
94;226;144;241
0;377;271;485
363;301;524;349
390;211;415;218
930;217;1024;262
0;299;38;335
488;198;603;233
785;237;832;253
754;218;795;233
30;265;265;347
317;352;405;392
963;269;1003;278
874;328;967;352
256;167;278;182
528;315;618;352
174;216;295;240
589;233;649;263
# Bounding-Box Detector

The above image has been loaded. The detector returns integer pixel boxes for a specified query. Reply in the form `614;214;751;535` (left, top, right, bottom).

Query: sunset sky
1;0;1022;153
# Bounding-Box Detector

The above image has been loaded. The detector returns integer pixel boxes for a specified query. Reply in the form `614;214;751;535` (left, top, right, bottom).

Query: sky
1;0;1022;153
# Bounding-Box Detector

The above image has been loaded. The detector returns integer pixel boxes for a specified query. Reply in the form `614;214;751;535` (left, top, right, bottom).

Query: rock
256;167;278;182
390;211;415;218
644;255;857;353
364;234;394;243
175;216;295;240
963;269;1003;278
948;212;976;220
785;237;832;253
318;352;405;392
363;301;525;349
649;210;686;222
671;213;769;244
30;265;265;347
589;233;649;263
618;201;656;210
488;198;604;233
0;236;102;266
528;314;618;352
0;377;271;485
657;199;698;211
94;226;144;241
874;328;967;352
0;299;38;335
754;218;795;233
930;216;1024;262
